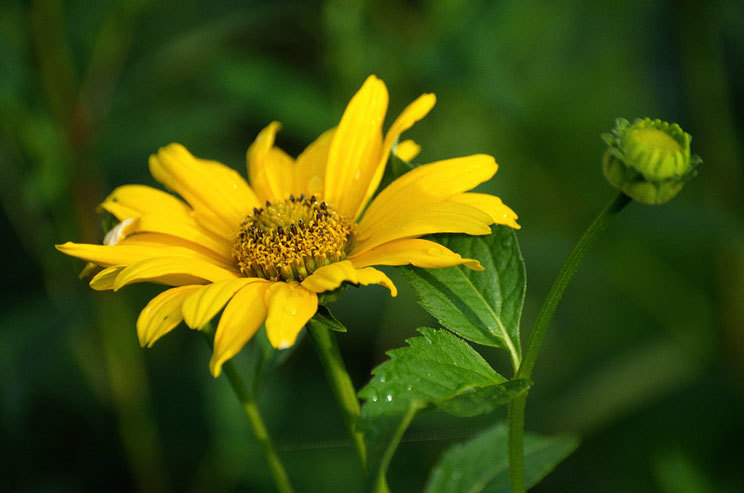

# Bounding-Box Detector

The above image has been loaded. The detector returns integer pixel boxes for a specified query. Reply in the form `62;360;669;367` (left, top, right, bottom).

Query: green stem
508;192;631;493
370;405;419;493
307;319;368;474
221;362;294;493
201;328;293;493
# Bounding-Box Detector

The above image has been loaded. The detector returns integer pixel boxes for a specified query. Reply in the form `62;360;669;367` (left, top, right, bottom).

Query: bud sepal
602;118;701;204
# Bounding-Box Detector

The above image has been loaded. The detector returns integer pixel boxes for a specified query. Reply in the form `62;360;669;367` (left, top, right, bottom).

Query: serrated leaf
425;422;579;493
436;379;531;417
358;328;529;492
358;328;518;418
400;227;526;369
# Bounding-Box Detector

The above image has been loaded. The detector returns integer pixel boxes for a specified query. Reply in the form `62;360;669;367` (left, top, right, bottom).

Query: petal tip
209;358;223;378
465;259;485;271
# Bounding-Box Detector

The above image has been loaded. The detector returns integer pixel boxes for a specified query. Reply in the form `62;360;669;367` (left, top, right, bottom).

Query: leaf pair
401;229;525;371
357;327;531;489
354;225;576;491
425;422;578;493
352;226;528;489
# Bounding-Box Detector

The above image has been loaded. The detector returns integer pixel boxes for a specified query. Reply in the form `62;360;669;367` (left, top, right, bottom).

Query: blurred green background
1;0;743;491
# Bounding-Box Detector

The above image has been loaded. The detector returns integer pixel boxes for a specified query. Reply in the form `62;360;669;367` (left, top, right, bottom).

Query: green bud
601;118;701;204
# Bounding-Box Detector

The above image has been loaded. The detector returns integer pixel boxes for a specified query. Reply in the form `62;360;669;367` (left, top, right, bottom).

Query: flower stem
508;192;631;493
221;362;294;493
201;327;293;493
307;320;368;475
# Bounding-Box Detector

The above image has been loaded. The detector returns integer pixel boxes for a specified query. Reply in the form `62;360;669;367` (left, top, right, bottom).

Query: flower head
602;118;701;204
57;76;519;377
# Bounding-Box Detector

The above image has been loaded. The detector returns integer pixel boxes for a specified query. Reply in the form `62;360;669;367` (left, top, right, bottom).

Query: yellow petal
355;93;436;219
120;233;235;268
100;184;191;221
295;127;335;198
135;213;232;259
324;75;388;218
182;278;258;329
394;139;421;162
57;233;234;270
348;238;483;271
210;281;270;377
101;201;140;221
113;257;239;291
137;285;201;348
102;183;235;247
301;260;397;296
448;193;521;229
359;154;498;235
247;122;296;202
354;201;493;255
103;218;138;246
89;266;126;291
149;143;259;234
264;282;318;349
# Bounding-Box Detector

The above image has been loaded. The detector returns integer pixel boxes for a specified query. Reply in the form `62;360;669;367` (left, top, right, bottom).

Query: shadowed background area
1;0;743;491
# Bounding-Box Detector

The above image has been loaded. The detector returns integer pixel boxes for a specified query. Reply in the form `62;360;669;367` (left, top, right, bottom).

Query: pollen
232;195;354;282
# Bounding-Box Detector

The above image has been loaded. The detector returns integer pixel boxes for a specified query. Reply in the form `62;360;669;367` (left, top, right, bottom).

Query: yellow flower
57;76;519;377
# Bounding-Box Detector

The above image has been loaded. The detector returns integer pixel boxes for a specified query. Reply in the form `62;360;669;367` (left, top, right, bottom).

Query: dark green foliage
425;422;578;493
358;328;530;490
401;228;525;368
1;0;741;491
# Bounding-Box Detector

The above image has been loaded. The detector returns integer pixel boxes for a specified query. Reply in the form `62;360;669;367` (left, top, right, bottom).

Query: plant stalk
508;192;631;492
202;327;293;493
221;362;294;493
307;320;368;474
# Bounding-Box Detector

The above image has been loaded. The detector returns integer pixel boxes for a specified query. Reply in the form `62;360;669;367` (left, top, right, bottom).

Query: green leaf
311;304;347;332
358;328;530;492
424;422;579;493
400;227;526;369
436;379;531;418
359;328;526;419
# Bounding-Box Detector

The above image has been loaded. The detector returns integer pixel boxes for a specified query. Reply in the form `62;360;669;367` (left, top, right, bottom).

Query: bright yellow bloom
57;76;519;377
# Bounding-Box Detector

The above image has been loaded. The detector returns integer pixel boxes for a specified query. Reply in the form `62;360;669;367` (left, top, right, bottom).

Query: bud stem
201;324;294;493
508;191;631;493
307;317;369;476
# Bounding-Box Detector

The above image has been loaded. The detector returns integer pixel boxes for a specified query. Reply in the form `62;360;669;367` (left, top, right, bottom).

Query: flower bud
601;118;701;204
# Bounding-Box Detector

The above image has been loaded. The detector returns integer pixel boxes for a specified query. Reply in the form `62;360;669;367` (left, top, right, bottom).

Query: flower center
232;195;354;282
